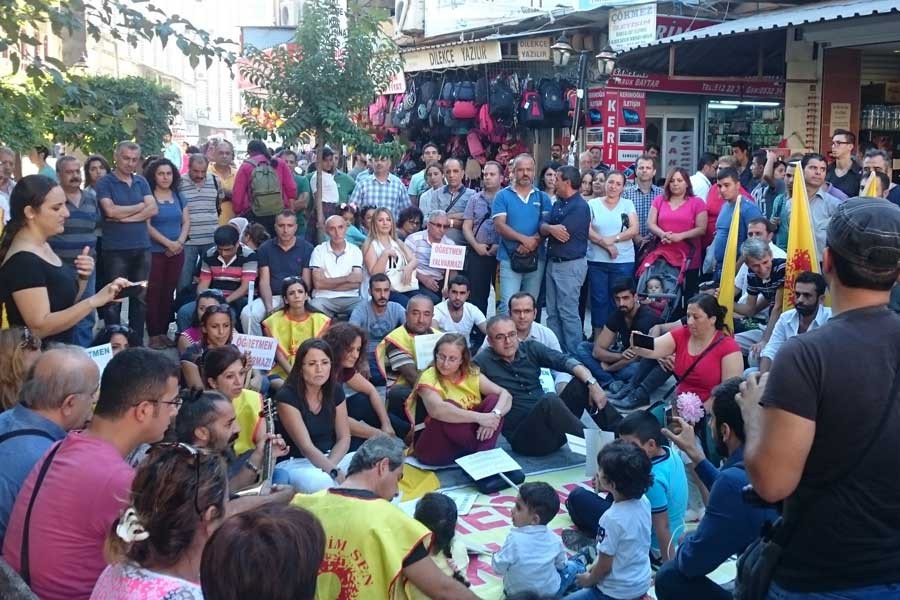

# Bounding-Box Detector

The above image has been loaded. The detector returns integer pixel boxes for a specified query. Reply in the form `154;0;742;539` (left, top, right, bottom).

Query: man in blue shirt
492;154;552;314
0;347;99;543
712;167;763;281
655;377;778;600
541;165;590;355
95;141;158;335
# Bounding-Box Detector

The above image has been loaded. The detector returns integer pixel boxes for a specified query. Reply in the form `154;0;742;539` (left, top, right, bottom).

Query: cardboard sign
86;343;113;375
413;332;443;370
455;448;522;481
231;333;278;371
429;243;466;271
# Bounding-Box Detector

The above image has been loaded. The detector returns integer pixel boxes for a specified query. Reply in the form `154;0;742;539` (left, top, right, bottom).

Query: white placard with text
232;334;278;371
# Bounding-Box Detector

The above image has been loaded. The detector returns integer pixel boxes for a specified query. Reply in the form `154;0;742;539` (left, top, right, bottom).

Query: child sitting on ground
565;440;653;600
641;276;669;317
411;492;470;595
493;482;585;598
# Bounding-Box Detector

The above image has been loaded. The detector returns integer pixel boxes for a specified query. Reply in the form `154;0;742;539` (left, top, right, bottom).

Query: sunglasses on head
19;327;40;351
202;304;233;316
148;442;222;514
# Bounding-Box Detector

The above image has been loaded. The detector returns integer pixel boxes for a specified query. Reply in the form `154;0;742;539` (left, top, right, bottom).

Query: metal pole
567;51;589;167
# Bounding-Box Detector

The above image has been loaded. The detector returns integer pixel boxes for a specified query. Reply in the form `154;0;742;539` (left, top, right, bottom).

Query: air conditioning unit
394;0;424;35
278;0;303;26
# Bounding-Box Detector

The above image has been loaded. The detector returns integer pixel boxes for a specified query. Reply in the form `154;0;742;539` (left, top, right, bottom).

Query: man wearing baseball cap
739;198;900;597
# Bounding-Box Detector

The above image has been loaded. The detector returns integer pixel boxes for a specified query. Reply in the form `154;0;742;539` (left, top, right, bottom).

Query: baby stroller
635;244;694;322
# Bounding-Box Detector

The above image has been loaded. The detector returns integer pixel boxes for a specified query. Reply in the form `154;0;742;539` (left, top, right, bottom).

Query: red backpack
520;88;545;126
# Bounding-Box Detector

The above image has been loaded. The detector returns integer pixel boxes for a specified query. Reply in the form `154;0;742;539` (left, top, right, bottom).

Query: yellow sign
401;40;501;72
517;37;551;61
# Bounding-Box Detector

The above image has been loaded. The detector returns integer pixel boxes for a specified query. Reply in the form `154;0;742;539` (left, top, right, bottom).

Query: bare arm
576;552;614;588
720;351;745;382
493;214;532;246
647;205;665;239
363;241;393;275
402;556;479;600
592;327;622;363
328;401;351;466
630;331;677;360
479;374;511;415
181;360;204;389
259;266;273;313
396;362;421;388
277;402;338;472
760;289;784;344
99;196;144;220
420;387;485;424
12;279;125;339
345;371;392;431
653;511;675;561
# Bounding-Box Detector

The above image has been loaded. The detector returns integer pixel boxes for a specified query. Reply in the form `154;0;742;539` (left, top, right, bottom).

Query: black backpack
415;79;439;125
539;78;565;113
489;75;516;122
475;76;489;105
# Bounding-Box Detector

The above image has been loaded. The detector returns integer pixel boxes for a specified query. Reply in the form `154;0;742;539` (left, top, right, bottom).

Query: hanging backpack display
414;78;439;126
244;157;284;217
368;95;388;128
519;79;545;127
452;81;476;102
475;76;489;105
489;75;517;123
539;78;566;113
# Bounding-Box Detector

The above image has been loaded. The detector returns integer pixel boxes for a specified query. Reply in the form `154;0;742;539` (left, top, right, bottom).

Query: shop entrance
647;109;699;177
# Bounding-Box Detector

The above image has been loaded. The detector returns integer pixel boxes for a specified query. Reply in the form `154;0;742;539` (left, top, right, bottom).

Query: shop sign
586;88;647;172
385;71;407;95
655;15;720;40
609;3;657;51
829;102;851;135
518;37;552;62
608;69;784;99
401;40;501;72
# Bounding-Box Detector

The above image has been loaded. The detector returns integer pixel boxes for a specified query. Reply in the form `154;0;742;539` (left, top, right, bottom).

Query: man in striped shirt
178;154;224;294
49;156;101;347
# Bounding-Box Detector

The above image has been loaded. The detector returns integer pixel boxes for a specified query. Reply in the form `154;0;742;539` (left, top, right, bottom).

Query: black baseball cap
826;197;900;276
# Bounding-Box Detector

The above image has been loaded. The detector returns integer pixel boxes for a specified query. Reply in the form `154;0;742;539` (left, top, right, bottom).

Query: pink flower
676;392;705;425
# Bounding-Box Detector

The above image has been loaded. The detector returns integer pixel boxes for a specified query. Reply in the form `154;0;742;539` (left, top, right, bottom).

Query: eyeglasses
436;354;461;365
19;327;40;351
490;331;518;343
148;442;217;514
429;222;449;229
831;141;851;146
106;324;133;335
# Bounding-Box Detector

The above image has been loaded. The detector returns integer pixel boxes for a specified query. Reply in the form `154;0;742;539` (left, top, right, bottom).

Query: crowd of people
0;129;898;600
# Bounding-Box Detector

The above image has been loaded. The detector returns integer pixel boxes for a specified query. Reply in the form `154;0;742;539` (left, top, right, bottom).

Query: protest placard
231;333;278;370
85;343;113;375
429;243;467;271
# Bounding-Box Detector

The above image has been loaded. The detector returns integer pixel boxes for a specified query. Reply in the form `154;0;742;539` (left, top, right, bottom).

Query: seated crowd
0;137;898;600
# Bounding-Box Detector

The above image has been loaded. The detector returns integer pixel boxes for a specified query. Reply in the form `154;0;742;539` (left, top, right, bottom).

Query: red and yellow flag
862;171;880;197
717;197;742;333
782;164;820;311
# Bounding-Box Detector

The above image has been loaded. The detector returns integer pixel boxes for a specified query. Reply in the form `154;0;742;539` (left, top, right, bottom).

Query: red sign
585;89;647;172
607;69;785;99
655;15;721;40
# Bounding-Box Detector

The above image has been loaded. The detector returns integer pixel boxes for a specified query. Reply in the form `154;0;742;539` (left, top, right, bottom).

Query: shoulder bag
19;440;64;585
663;333;726;399
734;369;900;600
385;242;418;293
504;193;542;273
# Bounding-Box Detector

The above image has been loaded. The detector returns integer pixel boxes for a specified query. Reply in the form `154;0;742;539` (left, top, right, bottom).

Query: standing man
550;143;564;163
730;139;753;190
95;141;158;335
408;142;441;205
462;160;501;314
622;154;663;244
209;140;237;224
178;153;224;294
589;146;610;172
690;153;718;202
0;147;16;219
279;149;311;236
711;167;763;281
348;152;369;181
49;156;101;346
350;153;409;221
232;140;297;237
579;150;594;175
826;129;861;198
862;148;900;206
162;131;182;169
404;210;457;305
492;154;552;314
308;215;364;317
417;157;474;245
783;153;842;262
240;210;313;336
740;199;900;598
350;273;406;387
541;165;590;355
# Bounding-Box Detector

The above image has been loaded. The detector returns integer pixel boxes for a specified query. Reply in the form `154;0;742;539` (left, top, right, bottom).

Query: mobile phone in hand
114;282;147;300
631;332;655;350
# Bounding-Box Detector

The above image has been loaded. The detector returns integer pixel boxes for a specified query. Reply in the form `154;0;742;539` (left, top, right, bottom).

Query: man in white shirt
432;275;487;344
309;215;363;316
690;153;718;202
735;217;787;302
760;271;831;374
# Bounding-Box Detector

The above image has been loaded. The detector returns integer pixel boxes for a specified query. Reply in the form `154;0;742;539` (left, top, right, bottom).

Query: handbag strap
663;334;727;399
444;187;464;214
0;429;55;445
20;440;63;585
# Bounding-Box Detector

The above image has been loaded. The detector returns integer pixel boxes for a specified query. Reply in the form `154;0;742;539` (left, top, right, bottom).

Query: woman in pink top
647;167;708;300
91;442;228;600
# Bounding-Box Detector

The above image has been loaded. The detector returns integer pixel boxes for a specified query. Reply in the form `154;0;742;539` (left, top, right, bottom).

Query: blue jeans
768;582;900;600
558;558;588;597
575;341;640;387
587;261;634;331
546;258;588;355
64;263;96;347
367;354;386;387
176;300;196;332
498;258;546;314
564;586;635;600
178;243;213;294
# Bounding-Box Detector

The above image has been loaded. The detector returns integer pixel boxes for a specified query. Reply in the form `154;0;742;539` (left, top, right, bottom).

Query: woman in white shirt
361;207;418;307
586;171;639;336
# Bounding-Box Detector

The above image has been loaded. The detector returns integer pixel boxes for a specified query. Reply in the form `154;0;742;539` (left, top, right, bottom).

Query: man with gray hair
178;153;225;293
404;209;457;304
417;157;474;245
733;237;786;365
308;214;363;316
0;147;16;223
96;141;158;335
492;154;552;313
0;346;99;542
292;436;478;599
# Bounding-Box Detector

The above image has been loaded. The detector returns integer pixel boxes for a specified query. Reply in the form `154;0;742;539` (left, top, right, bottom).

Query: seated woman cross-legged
274;338;354;493
409;333;512;466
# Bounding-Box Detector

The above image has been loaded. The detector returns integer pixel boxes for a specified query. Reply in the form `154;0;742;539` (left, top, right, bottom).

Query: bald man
308;214;364;316
0;346;99;541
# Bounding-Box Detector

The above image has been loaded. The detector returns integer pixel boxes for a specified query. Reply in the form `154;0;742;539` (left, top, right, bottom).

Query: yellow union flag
718;197;743;333
862;171;880;197
782;164;820;311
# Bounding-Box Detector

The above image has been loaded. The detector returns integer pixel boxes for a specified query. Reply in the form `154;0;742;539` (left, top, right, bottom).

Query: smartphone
665;410;682;434
115;282;147;300
631;332;655;351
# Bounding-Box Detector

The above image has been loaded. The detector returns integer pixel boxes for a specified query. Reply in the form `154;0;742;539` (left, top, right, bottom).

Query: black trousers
507;378;622;456
346;392;410;450
101;249;151;336
655;559;732;600
464;251;497;316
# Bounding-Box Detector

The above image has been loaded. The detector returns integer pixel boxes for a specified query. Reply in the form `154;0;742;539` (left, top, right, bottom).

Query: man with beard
654;377;778;599
49;156;101;346
575;279;661;388
492;154;552;313
350;273;406;387
550;143;564;163
432;274;486;344
758;272;830;374
174;389;289;492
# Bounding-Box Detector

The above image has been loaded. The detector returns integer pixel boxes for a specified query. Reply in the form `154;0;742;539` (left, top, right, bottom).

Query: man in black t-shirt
826;129;862;198
740;198;900;595
734;238;786;365
575;278;661;388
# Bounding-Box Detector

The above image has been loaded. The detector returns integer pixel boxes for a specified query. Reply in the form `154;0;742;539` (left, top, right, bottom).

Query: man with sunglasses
2;349;180;600
404;209;457;304
0;346;98;544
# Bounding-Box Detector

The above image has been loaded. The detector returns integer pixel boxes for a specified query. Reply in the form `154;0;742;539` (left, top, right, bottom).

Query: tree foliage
239;0;402;236
47;75;181;158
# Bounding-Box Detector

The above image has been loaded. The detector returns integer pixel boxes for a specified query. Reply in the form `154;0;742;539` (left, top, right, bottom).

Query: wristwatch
585;377;598;388
328;468;340;480
615;234;621;242
491;408;502;417
244;460;261;474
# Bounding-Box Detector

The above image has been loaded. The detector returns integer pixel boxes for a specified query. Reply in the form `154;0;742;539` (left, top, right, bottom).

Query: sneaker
562;528;595;554
606;380;627;394
610;389;650;411
607;383;634;400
